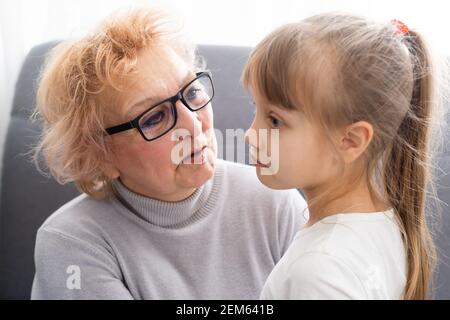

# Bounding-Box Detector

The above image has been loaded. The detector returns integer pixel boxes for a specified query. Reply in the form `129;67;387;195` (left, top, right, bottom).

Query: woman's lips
182;146;208;164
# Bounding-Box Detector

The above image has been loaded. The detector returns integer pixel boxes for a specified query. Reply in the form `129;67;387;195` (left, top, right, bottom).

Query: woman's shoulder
37;193;121;245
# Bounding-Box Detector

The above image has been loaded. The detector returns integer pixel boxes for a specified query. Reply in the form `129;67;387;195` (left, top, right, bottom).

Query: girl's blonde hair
31;8;199;199
242;12;448;299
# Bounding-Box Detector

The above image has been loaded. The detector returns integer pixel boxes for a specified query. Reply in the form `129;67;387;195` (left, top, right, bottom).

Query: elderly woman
30;8;306;299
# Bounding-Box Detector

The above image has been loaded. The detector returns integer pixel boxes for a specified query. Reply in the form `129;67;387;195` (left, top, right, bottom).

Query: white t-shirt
260;208;407;299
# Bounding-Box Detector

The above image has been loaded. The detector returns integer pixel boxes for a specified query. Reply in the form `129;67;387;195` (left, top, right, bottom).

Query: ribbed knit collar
111;161;223;229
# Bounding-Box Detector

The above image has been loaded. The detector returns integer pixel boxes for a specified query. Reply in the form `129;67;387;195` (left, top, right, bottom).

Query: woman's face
105;45;217;201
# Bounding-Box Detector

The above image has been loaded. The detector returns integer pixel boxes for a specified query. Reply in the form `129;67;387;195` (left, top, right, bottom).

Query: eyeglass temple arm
105;121;135;135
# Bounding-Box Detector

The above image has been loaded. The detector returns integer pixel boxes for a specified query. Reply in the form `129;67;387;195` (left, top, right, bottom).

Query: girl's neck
303;177;389;227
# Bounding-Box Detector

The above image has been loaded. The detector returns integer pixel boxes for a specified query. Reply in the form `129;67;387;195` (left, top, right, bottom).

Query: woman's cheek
134;139;172;167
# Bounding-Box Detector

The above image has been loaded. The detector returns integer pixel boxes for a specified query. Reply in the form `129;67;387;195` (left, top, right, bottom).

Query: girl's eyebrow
266;102;292;117
254;96;296;119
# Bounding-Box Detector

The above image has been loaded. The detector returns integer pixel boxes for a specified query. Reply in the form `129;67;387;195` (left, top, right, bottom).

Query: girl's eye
269;115;283;128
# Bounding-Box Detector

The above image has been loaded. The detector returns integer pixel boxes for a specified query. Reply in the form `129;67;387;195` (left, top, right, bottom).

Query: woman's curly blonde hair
31;8;199;199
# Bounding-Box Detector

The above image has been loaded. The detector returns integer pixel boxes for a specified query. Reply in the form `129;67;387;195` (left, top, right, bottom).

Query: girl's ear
338;121;374;164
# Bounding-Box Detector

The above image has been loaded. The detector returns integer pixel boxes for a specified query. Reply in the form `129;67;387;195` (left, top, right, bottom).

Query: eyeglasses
105;71;214;141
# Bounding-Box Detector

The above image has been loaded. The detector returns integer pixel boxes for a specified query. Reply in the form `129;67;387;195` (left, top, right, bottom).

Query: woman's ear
338;121;374;164
102;136;121;179
102;145;120;179
102;163;120;180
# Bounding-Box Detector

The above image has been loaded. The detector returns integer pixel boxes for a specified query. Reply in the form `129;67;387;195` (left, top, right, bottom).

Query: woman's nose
175;100;203;137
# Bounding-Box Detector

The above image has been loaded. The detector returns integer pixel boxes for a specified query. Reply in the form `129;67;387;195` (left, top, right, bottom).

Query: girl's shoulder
292;209;402;256
263;210;406;299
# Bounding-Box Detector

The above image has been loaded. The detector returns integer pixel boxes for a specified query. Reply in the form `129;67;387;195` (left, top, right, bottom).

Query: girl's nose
245;121;259;147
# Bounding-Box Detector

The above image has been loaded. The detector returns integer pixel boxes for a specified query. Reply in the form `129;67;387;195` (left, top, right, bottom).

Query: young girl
242;13;445;299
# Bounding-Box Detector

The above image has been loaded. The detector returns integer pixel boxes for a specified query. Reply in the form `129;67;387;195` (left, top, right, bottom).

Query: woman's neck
119;177;197;203
303;177;389;227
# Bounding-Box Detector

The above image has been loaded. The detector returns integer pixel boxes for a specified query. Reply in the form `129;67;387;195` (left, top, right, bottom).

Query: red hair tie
391;19;409;35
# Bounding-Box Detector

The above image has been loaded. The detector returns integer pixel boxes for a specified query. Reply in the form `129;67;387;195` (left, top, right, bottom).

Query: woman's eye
185;87;202;101
143;111;165;127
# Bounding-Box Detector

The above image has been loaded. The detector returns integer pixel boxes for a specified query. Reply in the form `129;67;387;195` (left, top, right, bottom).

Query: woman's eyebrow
125;72;196;119
131;96;156;112
125;97;157;119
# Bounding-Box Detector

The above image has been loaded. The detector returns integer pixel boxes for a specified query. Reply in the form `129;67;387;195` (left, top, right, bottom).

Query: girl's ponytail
383;30;437;300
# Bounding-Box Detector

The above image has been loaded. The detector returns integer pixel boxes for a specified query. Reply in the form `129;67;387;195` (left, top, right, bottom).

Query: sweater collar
111;161;223;228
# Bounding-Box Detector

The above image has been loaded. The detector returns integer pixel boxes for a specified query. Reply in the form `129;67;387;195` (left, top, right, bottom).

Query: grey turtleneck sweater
31;160;307;299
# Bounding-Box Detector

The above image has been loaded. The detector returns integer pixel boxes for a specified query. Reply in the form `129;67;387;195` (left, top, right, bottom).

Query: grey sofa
0;42;449;300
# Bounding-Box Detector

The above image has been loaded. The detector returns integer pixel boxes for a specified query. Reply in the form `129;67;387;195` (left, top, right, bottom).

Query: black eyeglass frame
105;71;214;142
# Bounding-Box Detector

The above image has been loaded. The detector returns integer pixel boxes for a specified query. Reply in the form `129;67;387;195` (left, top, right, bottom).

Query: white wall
1;0;449;183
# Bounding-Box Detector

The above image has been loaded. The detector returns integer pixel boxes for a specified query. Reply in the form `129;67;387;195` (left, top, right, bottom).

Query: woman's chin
177;154;216;188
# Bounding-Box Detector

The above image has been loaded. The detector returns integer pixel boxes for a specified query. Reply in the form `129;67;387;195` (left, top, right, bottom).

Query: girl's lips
249;158;270;168
249;146;270;168
255;162;270;168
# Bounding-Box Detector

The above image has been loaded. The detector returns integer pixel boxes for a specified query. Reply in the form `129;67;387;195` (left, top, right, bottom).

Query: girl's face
104;45;217;201
245;93;340;193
